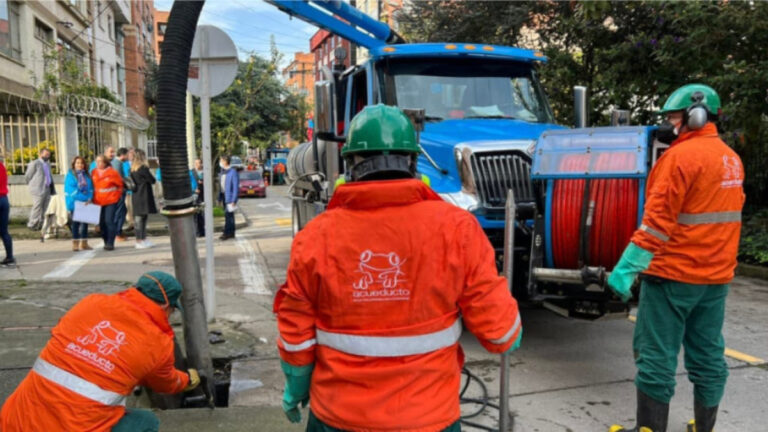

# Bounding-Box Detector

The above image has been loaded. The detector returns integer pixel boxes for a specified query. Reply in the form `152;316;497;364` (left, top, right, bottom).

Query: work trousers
125;193;134;230
70;220;88;240
111;408;159;432
195;210;205;236
634;278;729;408
114;192;127;236
27;191;50;229
0;196;12;259
224;210;235;237
100;203;118;247
306;411;461;432
134;214;147;241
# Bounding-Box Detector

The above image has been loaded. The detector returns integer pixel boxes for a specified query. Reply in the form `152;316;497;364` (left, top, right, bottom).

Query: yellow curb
274;218;291;226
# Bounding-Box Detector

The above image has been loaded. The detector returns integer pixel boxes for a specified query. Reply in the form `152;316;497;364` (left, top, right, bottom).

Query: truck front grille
470;151;534;208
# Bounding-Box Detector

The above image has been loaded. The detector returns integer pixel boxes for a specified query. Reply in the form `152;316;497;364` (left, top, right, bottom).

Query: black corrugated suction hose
156;0;204;209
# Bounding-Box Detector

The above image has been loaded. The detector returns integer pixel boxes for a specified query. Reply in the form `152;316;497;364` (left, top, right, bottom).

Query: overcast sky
153;0;321;66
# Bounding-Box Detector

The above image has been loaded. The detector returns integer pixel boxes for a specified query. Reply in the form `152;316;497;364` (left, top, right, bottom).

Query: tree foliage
197;51;310;161
397;0;768;207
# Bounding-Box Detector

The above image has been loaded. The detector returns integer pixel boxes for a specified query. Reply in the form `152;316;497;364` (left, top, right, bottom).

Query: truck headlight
454;146;476;194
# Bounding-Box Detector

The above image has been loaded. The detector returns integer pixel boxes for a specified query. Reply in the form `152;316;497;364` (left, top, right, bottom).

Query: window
0;1;22;61
100;60;105;84
157;22;167;36
57;37;86;78
34;19;54;45
107;14;113;40
97;1;104;29
110;66;115;91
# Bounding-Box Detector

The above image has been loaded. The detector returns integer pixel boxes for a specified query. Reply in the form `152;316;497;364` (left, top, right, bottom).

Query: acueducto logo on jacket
352;250;410;302
65;320;127;373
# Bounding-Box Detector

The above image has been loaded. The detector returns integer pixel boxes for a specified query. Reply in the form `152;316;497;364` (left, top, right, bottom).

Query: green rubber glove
607;243;654;302
505;328;523;354
281;360;313;424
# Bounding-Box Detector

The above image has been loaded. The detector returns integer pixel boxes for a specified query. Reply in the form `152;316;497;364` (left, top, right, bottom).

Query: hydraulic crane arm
266;0;402;50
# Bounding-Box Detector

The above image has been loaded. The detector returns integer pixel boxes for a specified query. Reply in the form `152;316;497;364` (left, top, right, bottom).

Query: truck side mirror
315;80;336;139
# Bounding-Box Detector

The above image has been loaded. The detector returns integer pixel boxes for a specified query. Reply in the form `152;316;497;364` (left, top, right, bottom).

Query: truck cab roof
369;43;547;64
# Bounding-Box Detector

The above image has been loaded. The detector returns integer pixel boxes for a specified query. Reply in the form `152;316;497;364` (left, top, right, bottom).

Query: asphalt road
1;185;766;431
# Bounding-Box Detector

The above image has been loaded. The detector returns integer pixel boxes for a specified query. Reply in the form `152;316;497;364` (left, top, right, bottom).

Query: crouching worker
275;105;522;431
0;271;200;432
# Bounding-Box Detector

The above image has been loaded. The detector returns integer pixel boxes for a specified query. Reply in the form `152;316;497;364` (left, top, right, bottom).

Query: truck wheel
292;200;302;237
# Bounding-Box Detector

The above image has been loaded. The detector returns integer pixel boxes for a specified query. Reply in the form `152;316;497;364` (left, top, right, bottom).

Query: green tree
196;52;310;161
397;0;768;207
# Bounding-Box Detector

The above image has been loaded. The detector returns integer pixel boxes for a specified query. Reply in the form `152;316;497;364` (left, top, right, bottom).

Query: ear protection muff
685;91;709;130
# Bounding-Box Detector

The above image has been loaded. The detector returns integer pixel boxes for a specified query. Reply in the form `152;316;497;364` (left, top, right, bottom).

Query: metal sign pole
200;31;216;322
500;189;516;432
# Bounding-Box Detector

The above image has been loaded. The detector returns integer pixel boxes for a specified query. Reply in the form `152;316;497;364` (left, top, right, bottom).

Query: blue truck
277;0;662;319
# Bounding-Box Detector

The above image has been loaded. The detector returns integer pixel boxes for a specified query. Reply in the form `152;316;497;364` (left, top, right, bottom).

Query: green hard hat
341;104;419;157
660;83;721;115
136;271;183;310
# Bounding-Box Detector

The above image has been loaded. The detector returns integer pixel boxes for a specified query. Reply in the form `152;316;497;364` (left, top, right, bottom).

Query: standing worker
608;84;744;432
0;271;200;431
92;155;124;251
0;153;14;266
275;105;522;431
219;155;239;241
24;147;53;231
112;147;132;242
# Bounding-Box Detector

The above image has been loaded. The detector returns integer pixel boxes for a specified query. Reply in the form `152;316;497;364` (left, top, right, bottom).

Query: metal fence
0;114;60;174
77;116;120;164
147;139;157;160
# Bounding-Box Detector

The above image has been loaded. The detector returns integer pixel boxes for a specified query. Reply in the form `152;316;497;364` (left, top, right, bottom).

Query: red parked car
238;170;266;198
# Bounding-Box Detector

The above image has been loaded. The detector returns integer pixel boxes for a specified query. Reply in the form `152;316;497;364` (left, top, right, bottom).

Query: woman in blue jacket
65;156;94;252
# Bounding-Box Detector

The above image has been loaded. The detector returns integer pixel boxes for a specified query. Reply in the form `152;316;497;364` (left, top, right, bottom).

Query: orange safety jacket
91;166;124;206
0;288;189;432
275;179;521;432
631;123;745;284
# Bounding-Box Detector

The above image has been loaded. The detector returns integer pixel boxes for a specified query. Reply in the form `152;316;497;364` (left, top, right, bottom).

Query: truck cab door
343;67;370;135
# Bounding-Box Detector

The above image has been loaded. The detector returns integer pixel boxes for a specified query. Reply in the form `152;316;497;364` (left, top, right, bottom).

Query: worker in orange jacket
608;84;745;432
275;105;522;431
0;271;200;432
91;154;124;250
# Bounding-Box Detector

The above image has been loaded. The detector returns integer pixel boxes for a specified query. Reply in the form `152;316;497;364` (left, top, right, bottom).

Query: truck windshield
377;57;554;123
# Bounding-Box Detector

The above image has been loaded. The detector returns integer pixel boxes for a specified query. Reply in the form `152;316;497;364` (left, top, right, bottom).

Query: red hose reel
551;153;639;270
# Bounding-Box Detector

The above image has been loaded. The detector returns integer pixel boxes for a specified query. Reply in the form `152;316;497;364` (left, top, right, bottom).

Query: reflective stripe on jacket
275;179;521;431
631;123;745;284
0;289;188;432
91;166;124;206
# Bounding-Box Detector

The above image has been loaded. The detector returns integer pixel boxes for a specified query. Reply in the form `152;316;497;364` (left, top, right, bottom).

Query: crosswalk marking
235;236;272;295
42;241;104;279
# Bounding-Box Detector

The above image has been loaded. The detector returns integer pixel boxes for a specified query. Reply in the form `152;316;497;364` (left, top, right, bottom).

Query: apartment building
283;52;314;106
310;29;351;82
354;0;403;65
152;7;168;63
123;0;153;119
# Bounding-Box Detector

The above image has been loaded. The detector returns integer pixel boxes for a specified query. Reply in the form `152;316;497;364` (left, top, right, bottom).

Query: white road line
256;202;289;211
42;241;104;279
235;236;272;295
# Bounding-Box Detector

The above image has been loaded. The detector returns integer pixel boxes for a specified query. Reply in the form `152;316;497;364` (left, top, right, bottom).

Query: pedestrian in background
0;154;14;267
91;155;123;251
193;158;205;237
130;149;157;249
123;147;135;233
219;155;238;240
24;147;53;230
64;156;93;252
112;147;132;241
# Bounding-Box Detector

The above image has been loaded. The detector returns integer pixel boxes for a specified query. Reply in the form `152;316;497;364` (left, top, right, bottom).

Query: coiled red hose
552;153;639;270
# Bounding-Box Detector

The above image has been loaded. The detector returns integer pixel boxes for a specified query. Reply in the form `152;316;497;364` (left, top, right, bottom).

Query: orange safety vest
91;166;124;206
631;123;745;284
0;289;189;432
275;179;521;432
